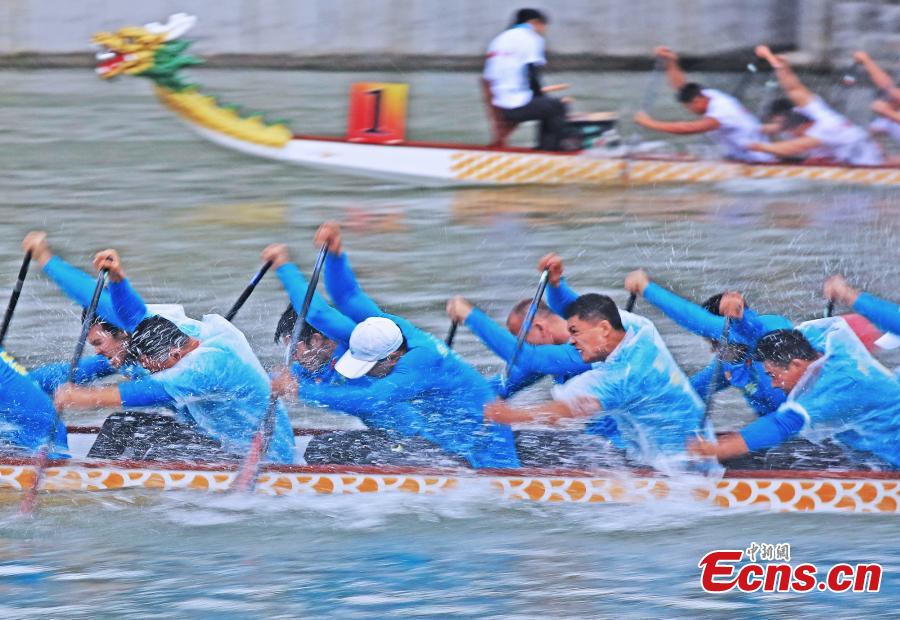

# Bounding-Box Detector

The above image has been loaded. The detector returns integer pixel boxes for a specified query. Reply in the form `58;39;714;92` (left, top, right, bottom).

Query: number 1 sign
347;82;409;144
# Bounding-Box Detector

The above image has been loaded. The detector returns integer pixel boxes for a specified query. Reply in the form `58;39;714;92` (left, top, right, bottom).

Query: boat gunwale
287;133;900;171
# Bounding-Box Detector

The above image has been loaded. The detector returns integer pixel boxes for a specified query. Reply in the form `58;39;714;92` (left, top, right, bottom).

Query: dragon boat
92;14;900;189
0;427;896;514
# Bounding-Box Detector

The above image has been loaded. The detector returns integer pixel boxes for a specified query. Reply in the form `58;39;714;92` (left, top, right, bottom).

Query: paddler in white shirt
853;51;900;146
747;45;884;166
632;46;775;163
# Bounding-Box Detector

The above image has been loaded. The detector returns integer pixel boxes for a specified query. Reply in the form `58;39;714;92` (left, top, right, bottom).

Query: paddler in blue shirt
0;348;68;457
825;275;899;337
271;223;520;469
619;268;792;417
51;249;294;464
485;293;709;471
689;318;900;469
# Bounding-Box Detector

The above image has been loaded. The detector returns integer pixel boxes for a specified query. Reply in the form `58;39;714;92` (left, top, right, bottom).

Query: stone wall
0;0;896;70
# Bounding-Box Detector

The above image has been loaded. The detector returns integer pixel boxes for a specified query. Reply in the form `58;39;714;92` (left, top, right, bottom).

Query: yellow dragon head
92;13;201;90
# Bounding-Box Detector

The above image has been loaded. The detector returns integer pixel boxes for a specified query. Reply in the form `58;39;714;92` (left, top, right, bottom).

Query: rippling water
0;68;898;616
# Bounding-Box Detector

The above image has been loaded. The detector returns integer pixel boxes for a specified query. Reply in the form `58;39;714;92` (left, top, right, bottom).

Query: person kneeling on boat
0;348;68;457
746;46;884;166
483;8;572;151
632;46;775;163
485;293;710;472
688;319;900;469
53;250;294;464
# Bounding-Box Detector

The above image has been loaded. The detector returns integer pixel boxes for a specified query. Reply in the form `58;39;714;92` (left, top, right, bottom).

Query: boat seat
481;77;520;148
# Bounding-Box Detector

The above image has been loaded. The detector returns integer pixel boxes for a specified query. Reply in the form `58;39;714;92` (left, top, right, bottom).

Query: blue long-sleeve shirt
42;255;126;330
29;355;117;394
854;292;899;336
0;348;68;455
310;252;520;468
549;278;789;417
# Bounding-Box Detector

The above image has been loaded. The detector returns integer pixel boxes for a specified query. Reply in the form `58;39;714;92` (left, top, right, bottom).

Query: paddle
625;293;636;313
224;260;273;322
733;61;759;101
445;321;458;348
20;267;108;515
501;269;549;387
230;245;328;493
0;252;32;347
702;317;732;430
640;57;665;113
825;300;835;318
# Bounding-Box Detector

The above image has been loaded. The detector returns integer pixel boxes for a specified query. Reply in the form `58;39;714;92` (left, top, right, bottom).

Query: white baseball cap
334;317;404;379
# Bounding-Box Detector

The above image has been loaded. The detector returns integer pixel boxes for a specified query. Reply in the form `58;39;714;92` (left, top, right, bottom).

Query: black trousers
501;95;569;151
514;430;630;469
721;437;891;471
304;430;469;467
88;411;241;463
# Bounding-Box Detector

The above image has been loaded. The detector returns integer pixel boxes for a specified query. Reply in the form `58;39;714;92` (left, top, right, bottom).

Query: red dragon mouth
94;50;129;76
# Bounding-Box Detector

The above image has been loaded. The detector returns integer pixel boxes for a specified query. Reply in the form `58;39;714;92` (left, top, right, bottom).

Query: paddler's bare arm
756;45;813;107
633;112;720;135
655;46;686;90
541;83;570;94
53;383;122;411
687;433;749;461
871;100;900;123
747;136;822;158
484;396;601;425
853;51;900;101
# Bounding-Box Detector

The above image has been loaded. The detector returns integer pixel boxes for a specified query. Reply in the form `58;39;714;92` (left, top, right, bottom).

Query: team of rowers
1;225;897;472
485;9;900;164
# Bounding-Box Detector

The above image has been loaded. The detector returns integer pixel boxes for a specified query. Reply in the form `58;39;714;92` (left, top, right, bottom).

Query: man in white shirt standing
633;46;774;163
747;46;884;166
483;8;568;151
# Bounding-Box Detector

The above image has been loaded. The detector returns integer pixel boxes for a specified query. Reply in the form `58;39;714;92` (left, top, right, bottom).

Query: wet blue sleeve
466;307;588;378
324;252;384;322
488;369;544;398
298;347;430;411
29;355;116;393
546;278;579;317
730;308;792;347
276;263;356;343
690;359;726;401
42;256;123;329
109;279;149;332
643;282;725;340
854;292;900;335
739;407;805;451
119;378;177;408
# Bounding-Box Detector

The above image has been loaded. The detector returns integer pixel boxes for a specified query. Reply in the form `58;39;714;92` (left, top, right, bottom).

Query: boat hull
157;90;900;188
1;431;896;513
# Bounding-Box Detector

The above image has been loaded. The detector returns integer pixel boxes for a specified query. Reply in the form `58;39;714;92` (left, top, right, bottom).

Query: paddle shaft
0;252;31;347
231;245;328;493
445;321;458;348
502;270;550;385
224;260;272;322
20;268;108;515
625;293;636;313
639;58;665;112
703;317;732;425
825;300;835;318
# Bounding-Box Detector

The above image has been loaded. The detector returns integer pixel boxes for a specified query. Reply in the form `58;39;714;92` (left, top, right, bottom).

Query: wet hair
509;299;554;319
677;83;705;104
81;307;126;337
274;303;324;344
513;8;548;25
752;329;819;367
781;110;813;130
765;97;794;120
563;293;624;331
701;293;724;316
127;315;191;362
